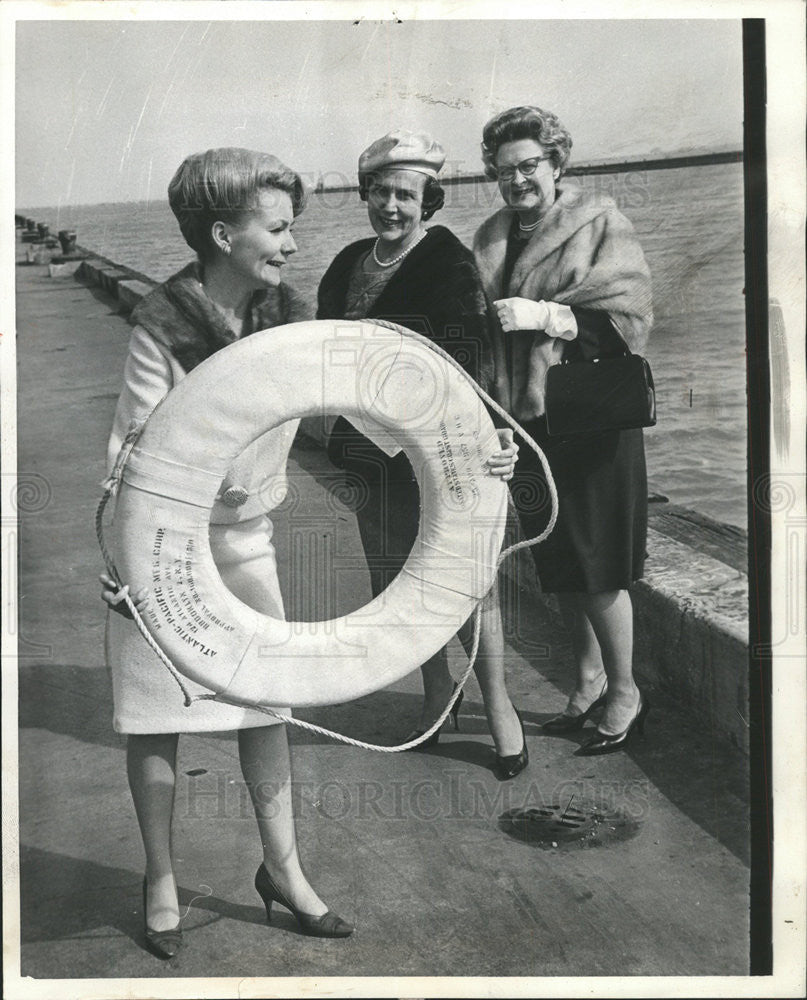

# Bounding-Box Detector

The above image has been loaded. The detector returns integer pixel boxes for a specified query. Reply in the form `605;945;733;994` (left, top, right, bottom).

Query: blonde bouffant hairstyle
168;148;307;260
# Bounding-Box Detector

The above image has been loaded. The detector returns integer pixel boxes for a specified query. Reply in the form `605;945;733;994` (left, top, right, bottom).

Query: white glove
494;297;578;341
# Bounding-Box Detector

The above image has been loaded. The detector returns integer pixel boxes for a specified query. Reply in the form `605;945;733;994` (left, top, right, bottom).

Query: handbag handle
557;314;634;364
559;346;632;365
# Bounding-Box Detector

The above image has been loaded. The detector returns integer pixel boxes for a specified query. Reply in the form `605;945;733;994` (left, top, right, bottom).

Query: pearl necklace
372;229;428;268
518;215;542;232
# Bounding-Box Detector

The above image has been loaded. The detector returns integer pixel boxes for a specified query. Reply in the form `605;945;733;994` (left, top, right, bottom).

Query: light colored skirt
106;514;290;734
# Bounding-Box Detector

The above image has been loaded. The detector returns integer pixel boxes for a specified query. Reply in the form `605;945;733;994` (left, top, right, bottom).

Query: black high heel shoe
404;683;464;749
142;877;183;959
542;684;608;734
576;693;650;756
493;706;529;781
254;864;354;938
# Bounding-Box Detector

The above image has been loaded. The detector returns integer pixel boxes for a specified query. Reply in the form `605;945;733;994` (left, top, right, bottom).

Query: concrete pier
10;238;751;985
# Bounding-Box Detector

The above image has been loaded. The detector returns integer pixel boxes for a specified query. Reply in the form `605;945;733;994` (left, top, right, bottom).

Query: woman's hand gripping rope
100;572;150;620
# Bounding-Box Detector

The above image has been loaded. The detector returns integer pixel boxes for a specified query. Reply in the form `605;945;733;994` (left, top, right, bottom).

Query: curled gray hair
480;106;573;181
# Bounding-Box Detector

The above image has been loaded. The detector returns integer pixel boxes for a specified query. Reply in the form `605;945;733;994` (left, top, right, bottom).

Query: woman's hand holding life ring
486;428;519;482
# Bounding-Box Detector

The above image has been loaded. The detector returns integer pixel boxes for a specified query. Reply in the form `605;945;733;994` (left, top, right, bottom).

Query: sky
15;16;745;208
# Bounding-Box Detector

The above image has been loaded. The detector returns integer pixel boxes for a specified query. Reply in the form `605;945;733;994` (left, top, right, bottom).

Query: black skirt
511;418;647;593
328;416;420;598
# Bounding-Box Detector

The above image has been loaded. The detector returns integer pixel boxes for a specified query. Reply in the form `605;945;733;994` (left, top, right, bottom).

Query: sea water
27;161;747;528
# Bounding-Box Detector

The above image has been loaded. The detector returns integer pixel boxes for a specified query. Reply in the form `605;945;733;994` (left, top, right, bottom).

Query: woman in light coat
473;106;654;755
101;148;353;957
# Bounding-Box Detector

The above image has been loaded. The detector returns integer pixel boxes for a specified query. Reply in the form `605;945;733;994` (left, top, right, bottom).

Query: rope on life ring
97;319;558;752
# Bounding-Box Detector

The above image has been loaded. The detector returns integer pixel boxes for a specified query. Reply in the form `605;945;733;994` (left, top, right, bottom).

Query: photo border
2;2;804;997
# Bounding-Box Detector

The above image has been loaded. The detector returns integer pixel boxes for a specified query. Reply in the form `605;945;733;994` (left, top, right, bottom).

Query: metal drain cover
508;805;595;841
499;799;640;849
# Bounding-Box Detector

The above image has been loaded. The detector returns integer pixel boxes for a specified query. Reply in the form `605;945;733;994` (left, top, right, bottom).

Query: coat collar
132;261;295;372
473;184;616;298
321;224;457;318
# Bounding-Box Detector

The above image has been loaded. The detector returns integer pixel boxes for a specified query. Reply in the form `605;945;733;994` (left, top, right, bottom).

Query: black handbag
544;352;656;437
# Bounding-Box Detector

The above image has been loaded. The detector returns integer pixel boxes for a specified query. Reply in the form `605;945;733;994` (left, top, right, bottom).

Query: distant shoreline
18;151;743;210
566;149;742;176
316;150;743;192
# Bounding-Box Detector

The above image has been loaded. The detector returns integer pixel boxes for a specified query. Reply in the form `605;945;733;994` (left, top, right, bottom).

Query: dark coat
317;224;494;390
317;224;496;592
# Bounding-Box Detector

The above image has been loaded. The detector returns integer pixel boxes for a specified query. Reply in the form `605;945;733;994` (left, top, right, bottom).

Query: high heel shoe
404;683;464;749
576;693;650;756
542;685;608;734
254;864;354;938
142;877;183;959
493;706;529;781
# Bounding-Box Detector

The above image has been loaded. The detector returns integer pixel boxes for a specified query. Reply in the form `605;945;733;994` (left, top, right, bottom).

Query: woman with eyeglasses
473;106;654;756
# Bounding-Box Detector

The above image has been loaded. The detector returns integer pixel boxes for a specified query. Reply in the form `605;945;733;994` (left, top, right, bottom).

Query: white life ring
111;320;508;709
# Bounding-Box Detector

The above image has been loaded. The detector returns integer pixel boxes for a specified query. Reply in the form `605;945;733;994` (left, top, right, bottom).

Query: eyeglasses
495;156;551;182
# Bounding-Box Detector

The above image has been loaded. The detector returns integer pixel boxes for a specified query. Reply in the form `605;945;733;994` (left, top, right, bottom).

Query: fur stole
473;184;653;418
131;261;312;373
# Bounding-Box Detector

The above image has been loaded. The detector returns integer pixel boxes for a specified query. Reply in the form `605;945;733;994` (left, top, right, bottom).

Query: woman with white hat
318;130;528;780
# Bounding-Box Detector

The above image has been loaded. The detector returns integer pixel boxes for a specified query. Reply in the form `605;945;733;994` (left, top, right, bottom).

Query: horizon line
17;147;743;212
